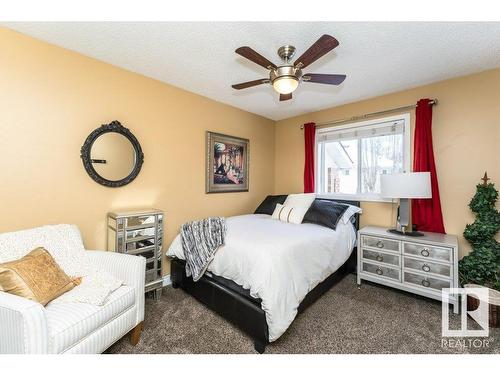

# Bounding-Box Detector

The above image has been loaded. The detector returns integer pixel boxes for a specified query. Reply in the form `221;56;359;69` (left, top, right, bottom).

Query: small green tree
459;173;500;291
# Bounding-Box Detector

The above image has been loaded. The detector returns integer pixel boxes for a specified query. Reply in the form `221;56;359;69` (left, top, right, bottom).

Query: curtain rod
300;99;438;129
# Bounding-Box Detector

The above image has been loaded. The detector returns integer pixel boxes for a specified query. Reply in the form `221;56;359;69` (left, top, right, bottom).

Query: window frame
315;113;411;202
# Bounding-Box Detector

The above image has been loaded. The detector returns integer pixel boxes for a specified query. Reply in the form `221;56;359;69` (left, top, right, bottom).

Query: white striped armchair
0;225;146;354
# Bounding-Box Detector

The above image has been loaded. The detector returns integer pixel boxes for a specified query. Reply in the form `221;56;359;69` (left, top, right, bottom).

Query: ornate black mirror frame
80;120;144;188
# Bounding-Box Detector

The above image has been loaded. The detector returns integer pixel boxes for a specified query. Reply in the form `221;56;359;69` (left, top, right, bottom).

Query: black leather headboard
315;198;361;231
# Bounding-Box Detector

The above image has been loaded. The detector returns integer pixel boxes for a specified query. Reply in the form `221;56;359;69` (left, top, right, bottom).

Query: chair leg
154;288;162;300
130;322;143;346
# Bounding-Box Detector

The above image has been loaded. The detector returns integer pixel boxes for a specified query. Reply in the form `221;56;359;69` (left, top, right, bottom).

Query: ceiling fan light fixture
272;76;299;95
231;35;345;101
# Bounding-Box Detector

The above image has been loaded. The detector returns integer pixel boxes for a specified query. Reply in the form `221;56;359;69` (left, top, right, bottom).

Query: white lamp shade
380;172;432;199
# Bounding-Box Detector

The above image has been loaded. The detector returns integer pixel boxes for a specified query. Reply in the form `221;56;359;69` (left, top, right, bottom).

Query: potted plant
458;173;500;327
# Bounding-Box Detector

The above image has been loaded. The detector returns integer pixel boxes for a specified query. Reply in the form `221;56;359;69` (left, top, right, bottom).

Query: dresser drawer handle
421;248;430;257
376;254;384;262
376;267;383;275
422;264;431;272
376;241;384;248
421;279;430;287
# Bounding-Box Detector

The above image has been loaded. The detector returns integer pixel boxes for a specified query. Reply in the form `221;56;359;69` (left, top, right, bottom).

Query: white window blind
317;120;405;143
316;115;410;200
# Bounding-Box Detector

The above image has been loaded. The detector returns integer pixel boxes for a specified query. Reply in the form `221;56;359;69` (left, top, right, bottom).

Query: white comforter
167;214;356;342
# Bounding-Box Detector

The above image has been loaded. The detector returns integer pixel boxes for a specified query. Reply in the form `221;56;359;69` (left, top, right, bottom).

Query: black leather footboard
170;258;269;349
169;249;357;353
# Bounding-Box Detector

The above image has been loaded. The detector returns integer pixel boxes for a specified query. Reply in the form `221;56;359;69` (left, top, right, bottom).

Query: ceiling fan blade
294;35;339;69
302;73;346;85
280;93;292;101
235;46;277;70
231;79;270;90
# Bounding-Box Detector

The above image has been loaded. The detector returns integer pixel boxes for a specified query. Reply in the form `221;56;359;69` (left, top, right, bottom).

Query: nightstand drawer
362;248;400;267
361;235;400;252
403;257;452;278
362;262;400;281
403;271;451;292
403;242;451;262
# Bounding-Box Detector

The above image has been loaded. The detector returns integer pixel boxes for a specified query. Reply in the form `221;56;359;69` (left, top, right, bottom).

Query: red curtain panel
412;99;445;233
303;122;316;193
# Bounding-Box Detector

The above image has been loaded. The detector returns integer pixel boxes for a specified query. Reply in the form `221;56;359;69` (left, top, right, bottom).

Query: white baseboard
162;274;172;287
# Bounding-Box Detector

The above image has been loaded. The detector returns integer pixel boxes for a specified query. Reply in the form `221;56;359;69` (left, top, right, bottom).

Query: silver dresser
357;226;459;313
107;209;164;299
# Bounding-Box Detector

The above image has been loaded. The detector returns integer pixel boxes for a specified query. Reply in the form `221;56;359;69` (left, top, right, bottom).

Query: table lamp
380;172;432;236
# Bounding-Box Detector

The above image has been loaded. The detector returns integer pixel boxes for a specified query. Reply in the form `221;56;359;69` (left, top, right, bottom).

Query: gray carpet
107;274;499;354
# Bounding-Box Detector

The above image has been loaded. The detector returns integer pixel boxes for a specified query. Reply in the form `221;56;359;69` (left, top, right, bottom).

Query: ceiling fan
231;34;346;101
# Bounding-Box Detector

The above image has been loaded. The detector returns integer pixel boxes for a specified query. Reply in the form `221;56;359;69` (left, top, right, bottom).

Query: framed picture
206;131;249;193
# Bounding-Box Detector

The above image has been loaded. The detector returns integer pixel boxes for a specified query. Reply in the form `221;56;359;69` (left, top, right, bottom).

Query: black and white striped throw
180;217;227;282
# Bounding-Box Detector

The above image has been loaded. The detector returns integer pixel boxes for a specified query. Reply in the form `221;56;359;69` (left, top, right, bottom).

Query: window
316;114;410;201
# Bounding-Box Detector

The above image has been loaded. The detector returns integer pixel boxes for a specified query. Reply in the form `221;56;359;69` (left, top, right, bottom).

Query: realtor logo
442;287;489;337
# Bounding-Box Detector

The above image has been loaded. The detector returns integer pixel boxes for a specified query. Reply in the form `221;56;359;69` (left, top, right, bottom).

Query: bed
168;199;360;353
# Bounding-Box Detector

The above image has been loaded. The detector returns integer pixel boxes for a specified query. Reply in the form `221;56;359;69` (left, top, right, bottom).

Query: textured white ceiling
4;22;500;120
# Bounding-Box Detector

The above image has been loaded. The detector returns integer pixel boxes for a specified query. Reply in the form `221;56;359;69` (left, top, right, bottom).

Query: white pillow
341;204;362;224
272;203;290;222
283;193;316;208
281;193;316;224
272;203;306;224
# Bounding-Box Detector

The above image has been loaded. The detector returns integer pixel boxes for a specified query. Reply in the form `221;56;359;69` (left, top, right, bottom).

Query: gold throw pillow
0;247;81;306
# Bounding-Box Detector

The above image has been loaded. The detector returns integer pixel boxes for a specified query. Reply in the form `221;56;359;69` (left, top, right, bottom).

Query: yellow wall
274;68;500;257
0;27;275;273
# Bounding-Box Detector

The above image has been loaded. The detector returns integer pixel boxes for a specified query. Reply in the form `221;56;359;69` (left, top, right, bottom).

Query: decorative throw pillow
303;199;350;230
271;203;296;223
341;204;363;224
281;193;316;224
0;247;81;306
254;195;288;215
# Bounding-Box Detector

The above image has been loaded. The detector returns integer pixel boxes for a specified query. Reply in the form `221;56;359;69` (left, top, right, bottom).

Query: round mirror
80;121;144;187
91;133;136;181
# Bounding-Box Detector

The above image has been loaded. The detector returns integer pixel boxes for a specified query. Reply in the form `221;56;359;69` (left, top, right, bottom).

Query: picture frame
206;131;249;193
